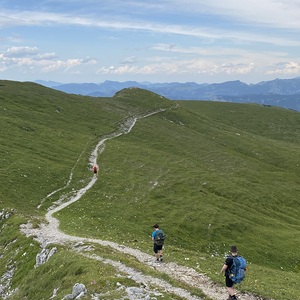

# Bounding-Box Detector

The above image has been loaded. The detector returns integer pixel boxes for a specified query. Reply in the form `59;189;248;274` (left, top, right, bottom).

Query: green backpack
155;230;166;245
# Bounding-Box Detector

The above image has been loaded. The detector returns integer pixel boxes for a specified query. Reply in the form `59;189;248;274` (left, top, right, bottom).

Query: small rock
63;283;87;300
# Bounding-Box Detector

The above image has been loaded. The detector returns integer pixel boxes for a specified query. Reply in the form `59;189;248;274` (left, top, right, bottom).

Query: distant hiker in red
93;165;98;176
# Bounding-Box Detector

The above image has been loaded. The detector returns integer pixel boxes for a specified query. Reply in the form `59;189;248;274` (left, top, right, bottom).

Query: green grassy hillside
1;80;300;300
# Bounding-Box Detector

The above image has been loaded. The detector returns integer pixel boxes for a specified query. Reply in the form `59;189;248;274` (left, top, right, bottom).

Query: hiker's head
153;224;159;229
230;245;238;253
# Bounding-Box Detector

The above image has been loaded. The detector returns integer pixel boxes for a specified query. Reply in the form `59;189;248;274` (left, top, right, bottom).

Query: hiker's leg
155;245;162;258
227;287;235;296
153;244;159;260
225;277;235;297
158;249;163;260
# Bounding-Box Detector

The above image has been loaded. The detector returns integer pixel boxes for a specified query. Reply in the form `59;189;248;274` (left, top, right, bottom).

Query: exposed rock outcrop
62;283;87;300
35;246;57;268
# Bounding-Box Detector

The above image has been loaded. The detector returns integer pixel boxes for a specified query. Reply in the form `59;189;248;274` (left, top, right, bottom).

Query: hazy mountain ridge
36;77;300;111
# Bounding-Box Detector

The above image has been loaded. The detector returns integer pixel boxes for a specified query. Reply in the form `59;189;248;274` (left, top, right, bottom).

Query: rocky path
20;111;267;300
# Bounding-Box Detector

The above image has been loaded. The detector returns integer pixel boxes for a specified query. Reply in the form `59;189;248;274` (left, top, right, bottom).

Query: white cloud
219;62;256;75
0;34;23;44
167;0;300;30
41;60;76;72
0;46;97;74
5;46;39;57
81;57;97;64
1;6;300;48
266;61;300;75
36;52;58;60
98;59;256;78
1;1;300;83
121;56;138;64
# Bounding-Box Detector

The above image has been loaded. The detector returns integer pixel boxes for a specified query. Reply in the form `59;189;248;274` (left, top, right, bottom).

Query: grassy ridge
1;81;300;300
60;101;300;266
58;100;300;299
0;80;121;213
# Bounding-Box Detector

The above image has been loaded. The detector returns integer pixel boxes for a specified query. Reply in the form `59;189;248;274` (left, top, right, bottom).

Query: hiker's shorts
153;243;163;253
225;276;234;287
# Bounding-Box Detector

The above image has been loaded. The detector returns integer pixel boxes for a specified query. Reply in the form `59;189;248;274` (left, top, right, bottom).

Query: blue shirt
152;229;158;239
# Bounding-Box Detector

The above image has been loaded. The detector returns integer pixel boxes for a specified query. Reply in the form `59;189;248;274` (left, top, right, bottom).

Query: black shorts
153;243;163;253
225;275;234;288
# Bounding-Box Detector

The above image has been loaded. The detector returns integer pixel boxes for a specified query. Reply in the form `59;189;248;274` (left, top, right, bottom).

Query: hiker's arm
220;264;227;273
151;232;156;241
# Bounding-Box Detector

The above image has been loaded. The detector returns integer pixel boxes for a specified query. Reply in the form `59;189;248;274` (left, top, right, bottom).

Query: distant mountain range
36;77;300;112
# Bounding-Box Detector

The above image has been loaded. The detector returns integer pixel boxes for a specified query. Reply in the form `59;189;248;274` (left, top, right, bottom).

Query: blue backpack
229;256;247;283
154;230;166;245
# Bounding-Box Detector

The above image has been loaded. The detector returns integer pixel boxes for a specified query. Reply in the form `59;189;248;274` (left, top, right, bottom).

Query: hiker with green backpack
151;224;166;262
220;245;247;300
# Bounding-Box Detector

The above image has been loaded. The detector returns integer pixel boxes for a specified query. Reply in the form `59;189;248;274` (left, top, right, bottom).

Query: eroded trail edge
20;110;264;300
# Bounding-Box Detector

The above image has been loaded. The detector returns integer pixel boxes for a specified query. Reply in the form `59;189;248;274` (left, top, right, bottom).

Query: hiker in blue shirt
151;224;165;262
220;245;239;300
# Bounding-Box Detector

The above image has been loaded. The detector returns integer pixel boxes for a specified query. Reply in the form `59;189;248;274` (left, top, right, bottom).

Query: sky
1;0;300;84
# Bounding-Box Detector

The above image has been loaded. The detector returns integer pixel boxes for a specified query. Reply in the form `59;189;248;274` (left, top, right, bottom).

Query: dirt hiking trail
21;110;269;300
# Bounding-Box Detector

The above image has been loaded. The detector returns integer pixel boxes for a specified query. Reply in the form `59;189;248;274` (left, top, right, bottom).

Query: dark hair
230;245;238;253
153;224;159;228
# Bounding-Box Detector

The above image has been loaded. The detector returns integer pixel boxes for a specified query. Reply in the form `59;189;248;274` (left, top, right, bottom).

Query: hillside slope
1;81;300;300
